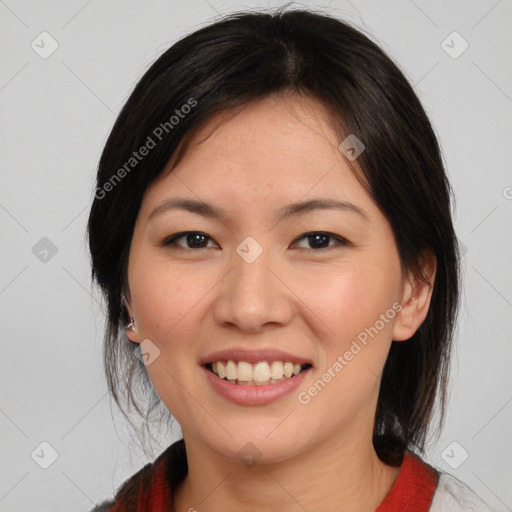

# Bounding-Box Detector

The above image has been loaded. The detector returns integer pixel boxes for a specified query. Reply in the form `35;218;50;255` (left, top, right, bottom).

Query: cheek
129;252;197;343
303;259;400;341
134;279;179;334
129;254;228;382
129;261;206;414
295;264;400;429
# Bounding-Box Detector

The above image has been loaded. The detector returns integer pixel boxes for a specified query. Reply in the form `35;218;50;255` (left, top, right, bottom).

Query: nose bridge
212;235;293;331
234;235;270;290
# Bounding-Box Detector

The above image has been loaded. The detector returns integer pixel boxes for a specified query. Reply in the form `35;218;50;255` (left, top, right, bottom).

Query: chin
193;425;311;468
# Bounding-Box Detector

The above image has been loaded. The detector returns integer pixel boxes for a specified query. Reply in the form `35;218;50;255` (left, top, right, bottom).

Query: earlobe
392;295;417;341
126;316;142;343
123;293;141;343
127;316;136;332
392;251;436;342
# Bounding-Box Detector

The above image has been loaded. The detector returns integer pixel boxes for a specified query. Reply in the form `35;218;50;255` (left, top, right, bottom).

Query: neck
173;426;400;512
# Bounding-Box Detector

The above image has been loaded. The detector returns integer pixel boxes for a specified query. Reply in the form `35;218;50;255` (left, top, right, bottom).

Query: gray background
1;0;511;510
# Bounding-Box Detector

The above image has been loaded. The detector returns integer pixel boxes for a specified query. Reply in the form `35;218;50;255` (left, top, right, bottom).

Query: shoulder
89;440;186;512
89;500;117;512
88;456;158;512
430;471;497;512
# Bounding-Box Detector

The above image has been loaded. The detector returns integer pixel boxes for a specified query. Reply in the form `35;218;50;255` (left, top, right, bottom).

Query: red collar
376;451;439;511
109;446;438;511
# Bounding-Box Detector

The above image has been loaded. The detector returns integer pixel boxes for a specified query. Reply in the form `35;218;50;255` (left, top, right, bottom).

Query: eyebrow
148;197;368;223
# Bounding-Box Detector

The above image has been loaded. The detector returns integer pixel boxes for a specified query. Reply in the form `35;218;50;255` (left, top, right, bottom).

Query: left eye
292;232;348;251
161;231;347;251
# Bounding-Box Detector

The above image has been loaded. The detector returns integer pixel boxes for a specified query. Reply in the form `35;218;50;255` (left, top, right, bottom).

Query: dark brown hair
87;6;460;466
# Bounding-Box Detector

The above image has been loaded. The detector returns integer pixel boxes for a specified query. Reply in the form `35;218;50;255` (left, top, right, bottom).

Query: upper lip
200;348;313;366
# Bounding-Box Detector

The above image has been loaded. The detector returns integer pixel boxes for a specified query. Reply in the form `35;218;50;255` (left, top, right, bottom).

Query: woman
88;7;496;511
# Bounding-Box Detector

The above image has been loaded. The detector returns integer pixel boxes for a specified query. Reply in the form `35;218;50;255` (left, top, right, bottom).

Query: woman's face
126;94;416;464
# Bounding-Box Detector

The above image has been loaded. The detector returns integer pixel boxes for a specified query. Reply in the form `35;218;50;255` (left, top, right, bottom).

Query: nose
212;241;295;333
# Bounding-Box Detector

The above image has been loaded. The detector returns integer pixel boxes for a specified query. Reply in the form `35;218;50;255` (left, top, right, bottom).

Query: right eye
161;231;219;250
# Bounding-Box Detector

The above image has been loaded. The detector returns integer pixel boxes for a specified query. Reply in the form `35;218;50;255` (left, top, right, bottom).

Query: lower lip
202;366;311;406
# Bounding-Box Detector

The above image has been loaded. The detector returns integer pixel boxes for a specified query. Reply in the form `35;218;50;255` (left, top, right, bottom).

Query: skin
125;93;436;512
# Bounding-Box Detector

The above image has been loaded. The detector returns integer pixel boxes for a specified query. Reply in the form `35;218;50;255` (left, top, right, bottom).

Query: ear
392;250;437;342
123;294;142;344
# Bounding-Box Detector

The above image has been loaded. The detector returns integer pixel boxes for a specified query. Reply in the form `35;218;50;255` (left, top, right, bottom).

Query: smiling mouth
204;360;313;386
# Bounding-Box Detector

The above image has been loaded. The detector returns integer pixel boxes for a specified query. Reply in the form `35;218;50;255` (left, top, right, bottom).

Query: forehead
140;94;373;220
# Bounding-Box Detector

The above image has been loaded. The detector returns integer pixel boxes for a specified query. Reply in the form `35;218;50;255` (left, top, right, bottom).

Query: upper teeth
211;360;304;384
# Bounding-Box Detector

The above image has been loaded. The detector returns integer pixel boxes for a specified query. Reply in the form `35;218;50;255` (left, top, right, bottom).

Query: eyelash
161;231;349;252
